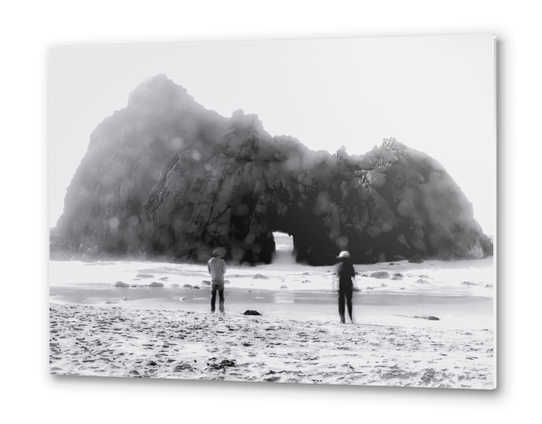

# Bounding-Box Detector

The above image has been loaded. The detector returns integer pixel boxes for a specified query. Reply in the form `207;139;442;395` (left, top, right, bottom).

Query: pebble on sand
174;362;194;372
414;315;440;321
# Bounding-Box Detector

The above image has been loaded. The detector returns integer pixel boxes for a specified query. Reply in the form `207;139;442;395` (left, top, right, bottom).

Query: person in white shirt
207;250;227;313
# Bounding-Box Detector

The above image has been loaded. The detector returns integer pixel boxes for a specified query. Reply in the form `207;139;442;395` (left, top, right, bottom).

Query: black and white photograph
48;34;496;389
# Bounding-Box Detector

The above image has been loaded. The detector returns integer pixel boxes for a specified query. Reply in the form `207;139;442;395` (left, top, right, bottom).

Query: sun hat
337;251;350;258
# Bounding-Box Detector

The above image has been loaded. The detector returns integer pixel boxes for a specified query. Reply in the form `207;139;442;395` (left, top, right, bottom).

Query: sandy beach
49;302;493;388
49;239;495;390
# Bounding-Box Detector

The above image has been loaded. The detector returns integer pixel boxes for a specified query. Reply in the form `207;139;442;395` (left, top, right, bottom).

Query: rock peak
127;74;192;108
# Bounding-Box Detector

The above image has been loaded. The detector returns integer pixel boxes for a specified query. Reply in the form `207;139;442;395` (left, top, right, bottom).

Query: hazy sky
49;34;495;233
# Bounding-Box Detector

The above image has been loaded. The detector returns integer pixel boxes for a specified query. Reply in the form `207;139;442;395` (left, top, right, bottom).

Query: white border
3;0;536;422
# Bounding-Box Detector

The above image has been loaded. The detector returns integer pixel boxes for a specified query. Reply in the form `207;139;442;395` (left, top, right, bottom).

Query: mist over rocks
50;74;493;265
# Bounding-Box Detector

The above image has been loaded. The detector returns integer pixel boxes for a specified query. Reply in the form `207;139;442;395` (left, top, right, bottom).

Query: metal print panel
49;34;496;389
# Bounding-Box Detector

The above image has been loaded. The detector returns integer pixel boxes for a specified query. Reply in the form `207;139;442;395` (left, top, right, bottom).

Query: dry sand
49;301;494;389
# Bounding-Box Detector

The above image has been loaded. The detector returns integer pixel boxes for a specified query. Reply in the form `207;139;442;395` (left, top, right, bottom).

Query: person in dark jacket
334;251;356;324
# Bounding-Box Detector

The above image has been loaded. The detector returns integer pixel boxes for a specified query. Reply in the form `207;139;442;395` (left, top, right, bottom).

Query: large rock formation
50;74;493;265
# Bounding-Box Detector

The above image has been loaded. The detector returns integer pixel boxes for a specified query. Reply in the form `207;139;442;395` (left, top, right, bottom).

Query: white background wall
1;1;537;422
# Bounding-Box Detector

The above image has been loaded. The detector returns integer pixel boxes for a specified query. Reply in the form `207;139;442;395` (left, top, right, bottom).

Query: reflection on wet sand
274;291;295;304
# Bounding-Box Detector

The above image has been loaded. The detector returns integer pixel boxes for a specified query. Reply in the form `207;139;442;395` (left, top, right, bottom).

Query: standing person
207;250;226;313
334;251;356;324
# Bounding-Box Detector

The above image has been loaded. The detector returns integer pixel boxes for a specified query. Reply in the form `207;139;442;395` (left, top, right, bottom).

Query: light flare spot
109;217;120;230
170;137;184;150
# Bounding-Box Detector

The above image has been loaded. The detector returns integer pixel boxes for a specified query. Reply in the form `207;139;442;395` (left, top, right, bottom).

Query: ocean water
49;232;494;329
49;231;494;297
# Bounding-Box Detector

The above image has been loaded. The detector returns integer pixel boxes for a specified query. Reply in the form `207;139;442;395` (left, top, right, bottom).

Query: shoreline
50;286;493;331
49;256;495;295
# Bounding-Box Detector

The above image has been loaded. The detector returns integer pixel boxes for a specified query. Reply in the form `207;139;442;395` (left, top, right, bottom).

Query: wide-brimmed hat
212;250;220;257
337;251;350;258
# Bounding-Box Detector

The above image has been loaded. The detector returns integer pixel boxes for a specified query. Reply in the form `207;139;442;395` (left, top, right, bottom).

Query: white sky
49;34;495;234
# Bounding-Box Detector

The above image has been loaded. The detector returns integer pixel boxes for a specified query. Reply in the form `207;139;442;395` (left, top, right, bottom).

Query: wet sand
50;285;493;330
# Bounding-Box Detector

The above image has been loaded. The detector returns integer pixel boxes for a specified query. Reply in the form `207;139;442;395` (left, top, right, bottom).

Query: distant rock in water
50;74;493;265
371;272;391;279
408;254;425;264
148;282;164;287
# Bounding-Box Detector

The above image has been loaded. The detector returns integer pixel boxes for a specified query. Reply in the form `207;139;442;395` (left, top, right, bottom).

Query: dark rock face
51;75;493;265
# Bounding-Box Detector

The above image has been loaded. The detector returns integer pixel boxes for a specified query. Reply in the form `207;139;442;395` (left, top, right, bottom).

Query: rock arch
50;75;493;265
